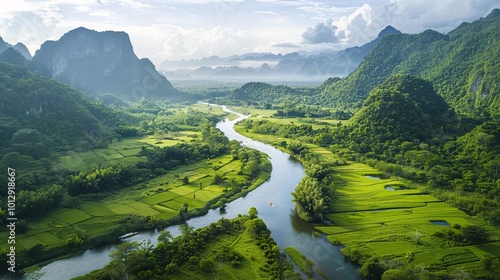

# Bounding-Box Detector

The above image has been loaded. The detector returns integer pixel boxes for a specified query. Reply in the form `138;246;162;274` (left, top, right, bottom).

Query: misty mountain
0;47;28;66
320;9;500;119
31;27;181;102
160;26;400;79
0;37;32;59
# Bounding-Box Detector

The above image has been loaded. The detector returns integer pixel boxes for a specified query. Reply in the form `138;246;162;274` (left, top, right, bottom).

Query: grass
54;134;201;171
304;154;498;276
51;209;92;225
228;105;350;129
234;113;500;278
9;152;271;259
284;246;315;277
170;216;276;280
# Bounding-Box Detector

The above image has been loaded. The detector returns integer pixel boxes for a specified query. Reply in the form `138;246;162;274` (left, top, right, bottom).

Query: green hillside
350;74;451;143
321;9;500;120
0;62;120;159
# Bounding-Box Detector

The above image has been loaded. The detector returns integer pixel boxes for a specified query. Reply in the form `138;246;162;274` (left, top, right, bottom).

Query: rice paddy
314;160;500;276
234;114;500;277
55;133;200;171
7;153;270;256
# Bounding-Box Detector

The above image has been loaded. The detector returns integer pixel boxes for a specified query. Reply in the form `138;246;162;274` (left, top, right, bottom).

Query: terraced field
315;162;500;277
56;133;200;171
10;154;270;254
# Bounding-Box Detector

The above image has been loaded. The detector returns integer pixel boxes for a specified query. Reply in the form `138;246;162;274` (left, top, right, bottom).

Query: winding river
16;105;360;280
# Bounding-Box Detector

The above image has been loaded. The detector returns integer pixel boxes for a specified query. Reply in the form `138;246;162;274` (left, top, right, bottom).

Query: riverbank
9;150;270;278
234;123;500;279
74;215;284;280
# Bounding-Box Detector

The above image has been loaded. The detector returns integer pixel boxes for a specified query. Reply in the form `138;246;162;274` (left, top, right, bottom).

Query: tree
182;176;189;184
199;258;215;273
461;225;489;244
360;257;384;280
291;177;327;222
179;202;189;220
179;224;195;236
248;207;258;219
157;230;173;244
109;241;140;280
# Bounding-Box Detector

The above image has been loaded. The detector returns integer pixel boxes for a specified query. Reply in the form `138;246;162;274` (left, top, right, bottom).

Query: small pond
365;175;382;180
430;220;450;226
385;186;408;191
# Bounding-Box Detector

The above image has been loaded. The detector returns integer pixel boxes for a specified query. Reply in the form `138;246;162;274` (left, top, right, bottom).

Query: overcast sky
0;0;498;64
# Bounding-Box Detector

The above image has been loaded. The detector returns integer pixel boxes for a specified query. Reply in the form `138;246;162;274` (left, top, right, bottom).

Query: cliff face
31;27;179;101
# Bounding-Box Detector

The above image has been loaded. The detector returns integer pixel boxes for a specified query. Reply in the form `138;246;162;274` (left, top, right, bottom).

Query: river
14;105;360;280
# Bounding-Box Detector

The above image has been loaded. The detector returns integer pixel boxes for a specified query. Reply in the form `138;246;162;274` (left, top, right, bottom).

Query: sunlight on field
6;152;269;256
55;134;201;171
308;153;499;276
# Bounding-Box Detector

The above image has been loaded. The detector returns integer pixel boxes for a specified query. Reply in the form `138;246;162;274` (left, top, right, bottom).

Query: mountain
329;25;401;75
0;47;28;66
321;9;500;119
159;26;400;80
0;62;121;158
31;27;181;102
0;37;32;59
13;42;32;59
350;74;451;143
224;82;317;104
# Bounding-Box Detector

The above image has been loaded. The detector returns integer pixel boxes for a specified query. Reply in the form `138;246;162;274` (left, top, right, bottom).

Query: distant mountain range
30;27;181;102
223;9;499;121
160;26;401;80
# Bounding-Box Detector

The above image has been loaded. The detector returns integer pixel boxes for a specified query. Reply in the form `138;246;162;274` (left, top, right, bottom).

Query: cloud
254;11;279;15
302;0;500;48
126;24;262;62
272;42;300;48
302;19;343;44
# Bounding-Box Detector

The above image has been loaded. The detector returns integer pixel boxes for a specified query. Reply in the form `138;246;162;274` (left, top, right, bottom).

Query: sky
0;0;498;65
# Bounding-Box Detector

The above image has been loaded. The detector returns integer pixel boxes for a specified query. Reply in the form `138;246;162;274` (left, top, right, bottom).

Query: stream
13;104;360;280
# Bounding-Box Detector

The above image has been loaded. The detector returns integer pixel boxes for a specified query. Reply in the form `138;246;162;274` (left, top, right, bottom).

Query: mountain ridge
31;27;181;102
160;25;401;79
320;8;500;120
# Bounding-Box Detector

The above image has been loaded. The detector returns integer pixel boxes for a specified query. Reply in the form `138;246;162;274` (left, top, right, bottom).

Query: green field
228;105;350;129
5;152;270;256
312;161;500;277
284;246;315;277
55;133;200;171
171;217;278;280
235;118;500;278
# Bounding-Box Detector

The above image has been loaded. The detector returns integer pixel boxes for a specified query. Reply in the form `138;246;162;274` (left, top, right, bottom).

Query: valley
0;5;499;280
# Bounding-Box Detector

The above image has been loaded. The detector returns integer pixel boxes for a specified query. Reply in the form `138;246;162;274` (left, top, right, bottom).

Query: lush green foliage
0;62;123;157
350;74;452;143
77;215;282;280
320;9;500;120
284;246;315;277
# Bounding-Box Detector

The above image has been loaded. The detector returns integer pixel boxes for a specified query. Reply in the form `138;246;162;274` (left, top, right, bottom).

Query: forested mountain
320;9;500;120
0;37;31;59
349;74;451;143
0;62;121;159
31;27;181;102
225;82;318;104
0;47;28;66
